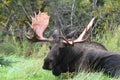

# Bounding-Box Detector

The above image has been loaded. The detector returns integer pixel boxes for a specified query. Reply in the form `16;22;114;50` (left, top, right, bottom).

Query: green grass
0;28;120;80
0;55;119;80
0;55;57;80
93;27;120;52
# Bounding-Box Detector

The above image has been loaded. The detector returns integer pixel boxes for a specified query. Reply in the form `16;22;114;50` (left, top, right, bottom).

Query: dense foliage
0;0;120;40
0;0;120;80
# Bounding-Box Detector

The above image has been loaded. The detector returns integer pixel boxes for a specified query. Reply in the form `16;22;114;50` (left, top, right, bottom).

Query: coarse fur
42;42;119;77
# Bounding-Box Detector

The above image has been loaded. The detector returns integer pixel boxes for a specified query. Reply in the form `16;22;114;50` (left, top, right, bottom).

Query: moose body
43;42;120;77
26;12;120;78
43;41;107;72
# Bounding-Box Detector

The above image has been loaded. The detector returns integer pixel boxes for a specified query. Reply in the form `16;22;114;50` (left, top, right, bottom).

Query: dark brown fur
42;42;119;77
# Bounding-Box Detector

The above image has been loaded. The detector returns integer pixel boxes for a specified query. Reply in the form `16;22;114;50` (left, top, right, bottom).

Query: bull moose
26;12;120;78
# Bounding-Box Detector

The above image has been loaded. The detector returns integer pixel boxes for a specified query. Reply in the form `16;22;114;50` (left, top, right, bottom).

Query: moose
26;12;120;78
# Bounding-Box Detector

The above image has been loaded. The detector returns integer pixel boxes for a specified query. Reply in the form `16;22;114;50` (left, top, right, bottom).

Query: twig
20;4;31;22
1;11;13;27
70;0;75;27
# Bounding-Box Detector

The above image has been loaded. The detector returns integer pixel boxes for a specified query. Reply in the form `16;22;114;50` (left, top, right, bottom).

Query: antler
73;17;96;43
26;12;95;44
63;17;96;45
26;12;53;42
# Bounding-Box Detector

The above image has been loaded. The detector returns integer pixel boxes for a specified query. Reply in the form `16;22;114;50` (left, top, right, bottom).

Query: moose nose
42;65;46;69
42;61;48;70
42;60;53;70
42;65;51;70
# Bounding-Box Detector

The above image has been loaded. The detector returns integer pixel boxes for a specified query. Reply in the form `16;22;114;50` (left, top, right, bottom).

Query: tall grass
0;27;120;80
0;56;57;80
0;56;119;80
93;27;120;52
0;35;49;57
70;72;119;80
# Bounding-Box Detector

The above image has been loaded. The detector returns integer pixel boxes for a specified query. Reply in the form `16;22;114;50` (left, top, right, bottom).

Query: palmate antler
26;12;53;42
26;12;95;44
